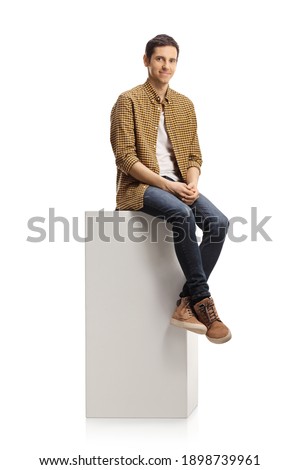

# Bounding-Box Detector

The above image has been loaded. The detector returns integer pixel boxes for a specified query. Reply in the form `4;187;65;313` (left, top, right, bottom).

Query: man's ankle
191;295;210;307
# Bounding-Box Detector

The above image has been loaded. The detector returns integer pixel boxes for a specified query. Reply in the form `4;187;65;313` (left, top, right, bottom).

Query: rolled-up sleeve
110;94;140;175
187;104;202;173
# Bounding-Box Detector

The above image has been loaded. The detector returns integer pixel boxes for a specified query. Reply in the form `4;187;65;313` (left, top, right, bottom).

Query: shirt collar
143;79;172;105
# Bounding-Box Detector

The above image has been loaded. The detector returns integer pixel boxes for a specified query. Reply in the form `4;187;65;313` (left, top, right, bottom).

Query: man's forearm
186;167;200;186
129;162;169;191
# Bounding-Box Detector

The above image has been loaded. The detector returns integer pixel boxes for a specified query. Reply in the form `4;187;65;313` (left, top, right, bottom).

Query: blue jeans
140;183;229;304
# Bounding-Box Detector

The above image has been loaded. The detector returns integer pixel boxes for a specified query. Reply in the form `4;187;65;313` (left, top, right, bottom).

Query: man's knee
169;206;196;243
220;214;229;233
205;213;229;242
169;205;195;224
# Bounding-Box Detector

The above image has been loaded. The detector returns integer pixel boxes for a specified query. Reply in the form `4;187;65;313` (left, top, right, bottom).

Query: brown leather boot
171;297;207;334
192;297;232;344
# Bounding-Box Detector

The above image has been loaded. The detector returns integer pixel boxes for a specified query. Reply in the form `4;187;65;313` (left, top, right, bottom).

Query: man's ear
143;54;149;67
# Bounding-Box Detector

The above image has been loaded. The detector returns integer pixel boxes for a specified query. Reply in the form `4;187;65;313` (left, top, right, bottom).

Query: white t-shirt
156;111;180;181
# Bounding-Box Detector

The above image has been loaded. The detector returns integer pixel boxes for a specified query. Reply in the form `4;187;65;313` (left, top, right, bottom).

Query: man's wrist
186;167;200;185
157;176;171;191
186;179;199;187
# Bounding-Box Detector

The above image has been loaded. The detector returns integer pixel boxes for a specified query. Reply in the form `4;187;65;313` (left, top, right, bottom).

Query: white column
85;211;198;418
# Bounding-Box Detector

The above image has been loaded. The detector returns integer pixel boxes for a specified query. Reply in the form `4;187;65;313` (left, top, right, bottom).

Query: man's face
143;46;178;86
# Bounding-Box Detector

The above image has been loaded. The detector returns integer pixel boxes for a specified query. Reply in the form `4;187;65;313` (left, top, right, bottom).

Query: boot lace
198;298;220;324
185;299;194;319
178;297;194;318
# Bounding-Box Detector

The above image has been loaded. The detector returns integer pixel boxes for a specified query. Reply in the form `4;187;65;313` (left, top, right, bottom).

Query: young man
110;34;231;344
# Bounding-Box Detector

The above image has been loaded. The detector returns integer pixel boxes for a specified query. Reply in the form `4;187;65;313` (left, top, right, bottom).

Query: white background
1;0;299;468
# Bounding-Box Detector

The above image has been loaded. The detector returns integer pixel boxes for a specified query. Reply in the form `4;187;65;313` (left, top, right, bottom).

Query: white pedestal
85;211;198;418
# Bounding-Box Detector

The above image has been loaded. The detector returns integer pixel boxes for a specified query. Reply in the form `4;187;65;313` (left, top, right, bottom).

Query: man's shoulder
168;88;194;107
117;84;146;100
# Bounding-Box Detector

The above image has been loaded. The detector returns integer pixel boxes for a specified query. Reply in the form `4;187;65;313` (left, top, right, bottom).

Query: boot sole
206;330;232;344
170;318;207;334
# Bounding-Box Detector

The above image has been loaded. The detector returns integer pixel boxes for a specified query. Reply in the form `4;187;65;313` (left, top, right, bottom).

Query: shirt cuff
187;161;201;173
116;155;140;175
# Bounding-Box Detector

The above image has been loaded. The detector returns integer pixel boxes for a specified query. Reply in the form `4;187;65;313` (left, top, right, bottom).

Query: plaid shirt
110;79;203;210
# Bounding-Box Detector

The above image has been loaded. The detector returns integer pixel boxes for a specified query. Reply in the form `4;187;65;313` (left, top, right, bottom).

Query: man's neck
148;78;168;102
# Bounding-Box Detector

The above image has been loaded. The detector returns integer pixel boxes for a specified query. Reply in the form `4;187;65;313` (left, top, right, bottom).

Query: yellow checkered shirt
110;79;203;210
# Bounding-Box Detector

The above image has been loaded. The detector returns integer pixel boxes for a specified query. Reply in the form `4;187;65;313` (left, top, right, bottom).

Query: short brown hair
145;34;179;60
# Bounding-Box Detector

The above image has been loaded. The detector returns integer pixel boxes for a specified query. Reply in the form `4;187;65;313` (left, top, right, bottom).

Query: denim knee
208;214;229;242
220;215;229;232
169;206;197;242
170;205;194;222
